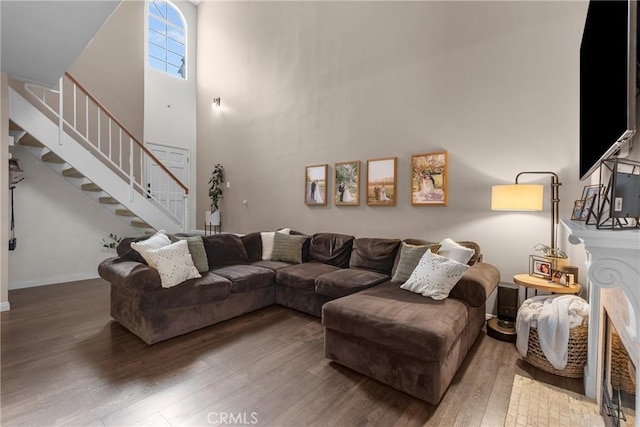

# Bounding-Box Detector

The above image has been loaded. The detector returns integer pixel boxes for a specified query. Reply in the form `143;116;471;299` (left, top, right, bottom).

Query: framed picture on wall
366;157;397;206
305;164;328;205
411;151;448;206
335;161;360;206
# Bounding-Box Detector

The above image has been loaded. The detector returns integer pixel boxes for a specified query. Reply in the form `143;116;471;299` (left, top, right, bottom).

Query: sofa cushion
349;238;400;275
170;235;209;273
322;282;470;362
145;240;202;288
130;230;172;268
315;269;389;299
117;236;150;264
211;265;275;293
203;234;250;267
456;241;482;266
400;250;469;300
271;233;308;264
438;238;475;265
309;233;355;268
137;272;232;312
251;260;295;271
391;242;437;283
260;228;291;260
276;263;341;290
241;232;263;262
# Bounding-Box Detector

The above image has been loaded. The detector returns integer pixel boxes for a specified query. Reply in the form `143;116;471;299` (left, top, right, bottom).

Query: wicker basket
523;320;588;378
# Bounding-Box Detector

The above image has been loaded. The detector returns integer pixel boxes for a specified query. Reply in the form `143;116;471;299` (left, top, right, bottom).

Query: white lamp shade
491;184;544;211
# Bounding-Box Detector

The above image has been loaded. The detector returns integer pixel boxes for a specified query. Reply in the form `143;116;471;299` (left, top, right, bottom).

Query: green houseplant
208;163;224;226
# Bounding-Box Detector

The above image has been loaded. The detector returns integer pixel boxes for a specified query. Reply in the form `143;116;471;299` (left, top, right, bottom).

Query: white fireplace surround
562;220;640;421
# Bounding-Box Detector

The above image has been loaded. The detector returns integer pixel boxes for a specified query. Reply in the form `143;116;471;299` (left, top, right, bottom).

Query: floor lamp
491;171;562;252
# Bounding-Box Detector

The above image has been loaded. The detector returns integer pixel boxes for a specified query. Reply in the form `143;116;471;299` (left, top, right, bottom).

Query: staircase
8;74;188;235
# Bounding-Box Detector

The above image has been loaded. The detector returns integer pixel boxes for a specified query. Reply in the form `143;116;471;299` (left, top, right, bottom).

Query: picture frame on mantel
305;164;328;206
367;157;397;206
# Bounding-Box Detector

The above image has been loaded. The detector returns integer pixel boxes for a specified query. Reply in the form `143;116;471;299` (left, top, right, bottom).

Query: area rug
504;374;604;427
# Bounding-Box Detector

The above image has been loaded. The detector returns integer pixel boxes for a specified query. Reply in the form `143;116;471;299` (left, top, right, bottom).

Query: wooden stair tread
99;197;119;205
62;168;83;178
81;183;102;192
115;209;136;217
20;134;44;148
131;219;151;228
41;151;64;164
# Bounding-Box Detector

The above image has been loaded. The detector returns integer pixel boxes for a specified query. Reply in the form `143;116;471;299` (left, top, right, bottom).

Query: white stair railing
23;73;189;230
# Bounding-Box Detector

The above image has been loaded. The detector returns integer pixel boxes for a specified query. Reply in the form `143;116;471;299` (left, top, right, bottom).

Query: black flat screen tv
579;0;638;181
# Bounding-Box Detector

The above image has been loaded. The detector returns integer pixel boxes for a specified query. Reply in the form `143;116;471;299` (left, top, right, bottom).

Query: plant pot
210;210;221;226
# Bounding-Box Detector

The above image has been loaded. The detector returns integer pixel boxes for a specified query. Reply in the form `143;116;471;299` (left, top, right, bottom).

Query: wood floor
1;279;583;426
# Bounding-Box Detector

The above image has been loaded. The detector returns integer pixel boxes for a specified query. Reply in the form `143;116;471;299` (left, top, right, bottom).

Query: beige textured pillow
401;250;469;300
260;228;291;260
271;233;307;264
145;240;201;288
130;230;171;268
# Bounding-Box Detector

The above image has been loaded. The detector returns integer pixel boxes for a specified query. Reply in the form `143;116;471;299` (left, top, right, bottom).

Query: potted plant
208;163;224;226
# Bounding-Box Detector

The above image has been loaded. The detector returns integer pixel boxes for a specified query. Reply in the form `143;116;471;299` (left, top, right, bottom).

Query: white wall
196;1;591;307
144;0;197;231
7;144;137;289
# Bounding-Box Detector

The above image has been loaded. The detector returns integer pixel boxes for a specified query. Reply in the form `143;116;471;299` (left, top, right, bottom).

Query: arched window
148;0;186;79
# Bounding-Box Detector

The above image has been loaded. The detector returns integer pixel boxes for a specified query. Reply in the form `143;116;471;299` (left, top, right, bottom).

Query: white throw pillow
260;228;291;260
401;250;469;300
130;230;172;268
438;238;475;265
145;239;201;288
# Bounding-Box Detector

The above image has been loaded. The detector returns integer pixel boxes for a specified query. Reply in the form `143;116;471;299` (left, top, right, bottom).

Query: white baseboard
0;301;10;311
9;271;100;290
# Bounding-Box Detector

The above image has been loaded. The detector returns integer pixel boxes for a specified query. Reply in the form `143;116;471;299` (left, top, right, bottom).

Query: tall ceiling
1;1;121;88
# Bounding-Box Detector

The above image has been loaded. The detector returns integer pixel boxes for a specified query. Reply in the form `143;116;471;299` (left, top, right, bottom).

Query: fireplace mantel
562;220;640;413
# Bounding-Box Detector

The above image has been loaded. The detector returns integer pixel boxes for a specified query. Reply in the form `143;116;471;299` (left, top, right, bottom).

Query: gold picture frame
411;151;448;206
335;161;360;206
305;164;328;206
366;157;397;206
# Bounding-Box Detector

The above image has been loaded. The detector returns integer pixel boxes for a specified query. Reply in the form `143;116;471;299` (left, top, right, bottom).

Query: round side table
513;274;581;299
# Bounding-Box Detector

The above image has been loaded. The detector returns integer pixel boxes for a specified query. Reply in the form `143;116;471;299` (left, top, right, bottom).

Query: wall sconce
491;171;561;251
212;97;221;107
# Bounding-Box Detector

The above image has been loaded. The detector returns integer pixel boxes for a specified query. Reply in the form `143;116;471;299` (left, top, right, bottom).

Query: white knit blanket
516;294;590;370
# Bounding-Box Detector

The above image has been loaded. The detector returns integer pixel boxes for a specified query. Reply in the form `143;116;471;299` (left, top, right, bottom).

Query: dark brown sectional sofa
98;230;500;405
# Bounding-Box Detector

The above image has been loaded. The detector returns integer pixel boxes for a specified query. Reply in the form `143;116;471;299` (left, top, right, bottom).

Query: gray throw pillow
271;233;307;264
170;235;209;273
391;242;438;283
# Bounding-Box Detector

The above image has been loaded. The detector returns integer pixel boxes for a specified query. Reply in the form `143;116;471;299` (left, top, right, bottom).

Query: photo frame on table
529;255;552;279
551;270;572;287
571;200;585;221
367;157;397;206
334;161;360;206
411;151;448;206
579;184;603;222
305;164;328;206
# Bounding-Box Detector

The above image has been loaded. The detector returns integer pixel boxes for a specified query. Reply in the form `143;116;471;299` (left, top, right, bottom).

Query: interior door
146;142;189;224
